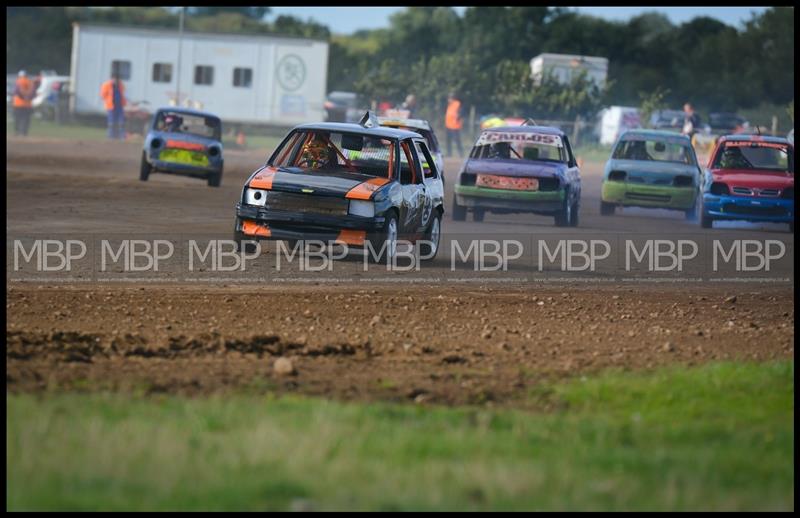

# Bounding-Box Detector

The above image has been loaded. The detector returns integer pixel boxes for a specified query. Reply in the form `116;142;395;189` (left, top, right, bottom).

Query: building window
152;63;172;83
194;65;214;86
111;60;131;80
233;67;253;88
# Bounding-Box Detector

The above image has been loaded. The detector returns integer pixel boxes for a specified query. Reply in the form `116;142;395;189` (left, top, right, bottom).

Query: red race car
700;134;794;232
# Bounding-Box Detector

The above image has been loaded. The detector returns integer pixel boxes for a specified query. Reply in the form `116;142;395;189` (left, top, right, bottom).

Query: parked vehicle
324;91;363;123
125;100;153;136
140;108;224;187
700;134;794;231
708;112;749;134
600;130;701;218
233;112;445;261
597;106;642;146
452;123;581;226
649;109;684;131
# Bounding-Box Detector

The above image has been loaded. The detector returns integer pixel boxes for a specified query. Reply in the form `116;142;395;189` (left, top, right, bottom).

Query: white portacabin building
69;23;329;126
530;53;609;89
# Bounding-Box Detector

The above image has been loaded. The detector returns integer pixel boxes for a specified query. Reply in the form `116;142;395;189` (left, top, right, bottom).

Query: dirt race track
6;136;795;405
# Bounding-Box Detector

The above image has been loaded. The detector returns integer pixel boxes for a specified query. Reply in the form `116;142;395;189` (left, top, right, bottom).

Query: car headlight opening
348;199;375;217
246;188;268;206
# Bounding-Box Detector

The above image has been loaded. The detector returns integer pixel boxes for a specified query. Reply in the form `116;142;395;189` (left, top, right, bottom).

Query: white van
597;106;642;146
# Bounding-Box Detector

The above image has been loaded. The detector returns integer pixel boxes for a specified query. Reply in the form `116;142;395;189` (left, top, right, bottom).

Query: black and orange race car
233;113;445;261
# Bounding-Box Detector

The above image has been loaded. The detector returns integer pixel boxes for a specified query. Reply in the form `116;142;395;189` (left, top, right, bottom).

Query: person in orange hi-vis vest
100;68;127;140
13;70;35;136
445;91;464;157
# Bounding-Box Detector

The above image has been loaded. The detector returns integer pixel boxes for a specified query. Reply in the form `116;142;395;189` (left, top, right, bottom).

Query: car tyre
685;202;698;221
555;192;573;227
472;208;485;222
208;163;223;187
139;152;151;182
452;195;467;221
420;211;442;261
569;200;580;227
700;211;714;229
600;201;615;216
369;212;398;263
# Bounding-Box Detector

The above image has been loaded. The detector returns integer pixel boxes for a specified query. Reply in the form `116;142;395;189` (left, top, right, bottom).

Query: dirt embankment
7;285;794;406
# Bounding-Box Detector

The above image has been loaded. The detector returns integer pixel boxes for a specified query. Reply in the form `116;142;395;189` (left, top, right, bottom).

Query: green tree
639;87;671;128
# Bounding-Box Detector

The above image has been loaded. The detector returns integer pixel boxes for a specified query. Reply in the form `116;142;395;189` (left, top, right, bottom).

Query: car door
398;139;426;234
413;139;443;229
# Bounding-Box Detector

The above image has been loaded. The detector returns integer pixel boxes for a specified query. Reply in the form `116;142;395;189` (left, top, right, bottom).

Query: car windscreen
270;130;395;179
712;142;793;172
155;111;220;140
469;131;567;163
612;137;695;165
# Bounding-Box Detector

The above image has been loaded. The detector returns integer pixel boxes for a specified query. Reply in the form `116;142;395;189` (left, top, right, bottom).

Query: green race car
600;130;701;219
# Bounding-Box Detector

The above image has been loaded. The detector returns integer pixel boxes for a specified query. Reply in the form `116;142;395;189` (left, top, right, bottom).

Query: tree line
6;6;794;125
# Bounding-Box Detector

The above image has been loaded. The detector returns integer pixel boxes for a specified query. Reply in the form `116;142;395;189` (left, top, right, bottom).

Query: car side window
414;140;439;180
399;141;419;185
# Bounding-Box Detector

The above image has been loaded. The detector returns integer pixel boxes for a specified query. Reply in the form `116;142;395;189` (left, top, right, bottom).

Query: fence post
469;105;476;142
572;114;582;148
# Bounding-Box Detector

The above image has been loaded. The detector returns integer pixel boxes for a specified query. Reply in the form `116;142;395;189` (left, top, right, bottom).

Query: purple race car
452;123;582;226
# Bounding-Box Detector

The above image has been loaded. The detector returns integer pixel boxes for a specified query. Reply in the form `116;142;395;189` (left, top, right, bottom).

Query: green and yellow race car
140;108;224;187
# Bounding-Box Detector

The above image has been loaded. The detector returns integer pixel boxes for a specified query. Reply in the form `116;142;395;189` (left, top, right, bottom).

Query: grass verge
6;361;794;511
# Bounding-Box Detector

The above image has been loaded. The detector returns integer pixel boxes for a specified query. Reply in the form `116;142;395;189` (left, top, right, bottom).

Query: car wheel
139;152;151;182
685;202;698;221
369;212;398;263
472;208;485;222
569;200;580;227
555;192;572;227
208;164;223;187
600;201;615;216
420;211;441;261
452;195;466;221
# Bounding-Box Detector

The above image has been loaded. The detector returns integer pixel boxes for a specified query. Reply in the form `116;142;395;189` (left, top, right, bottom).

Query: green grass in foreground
6;117;283;152
6;361;794;511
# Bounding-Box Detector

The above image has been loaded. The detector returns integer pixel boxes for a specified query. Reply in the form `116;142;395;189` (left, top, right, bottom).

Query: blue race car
140;108;224;187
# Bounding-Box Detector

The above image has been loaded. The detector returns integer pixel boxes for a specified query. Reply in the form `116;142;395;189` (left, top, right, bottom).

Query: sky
269;6;769;35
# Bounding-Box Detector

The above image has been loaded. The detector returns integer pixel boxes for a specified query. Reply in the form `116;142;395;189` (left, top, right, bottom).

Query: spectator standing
445;91;464;157
100;70;127;140
399;94;417;118
12;70;35;136
682;102;701;139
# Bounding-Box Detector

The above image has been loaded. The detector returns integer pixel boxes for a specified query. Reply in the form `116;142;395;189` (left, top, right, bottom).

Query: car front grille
626;192;671;202
731;186;781;197
266;192;349;216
